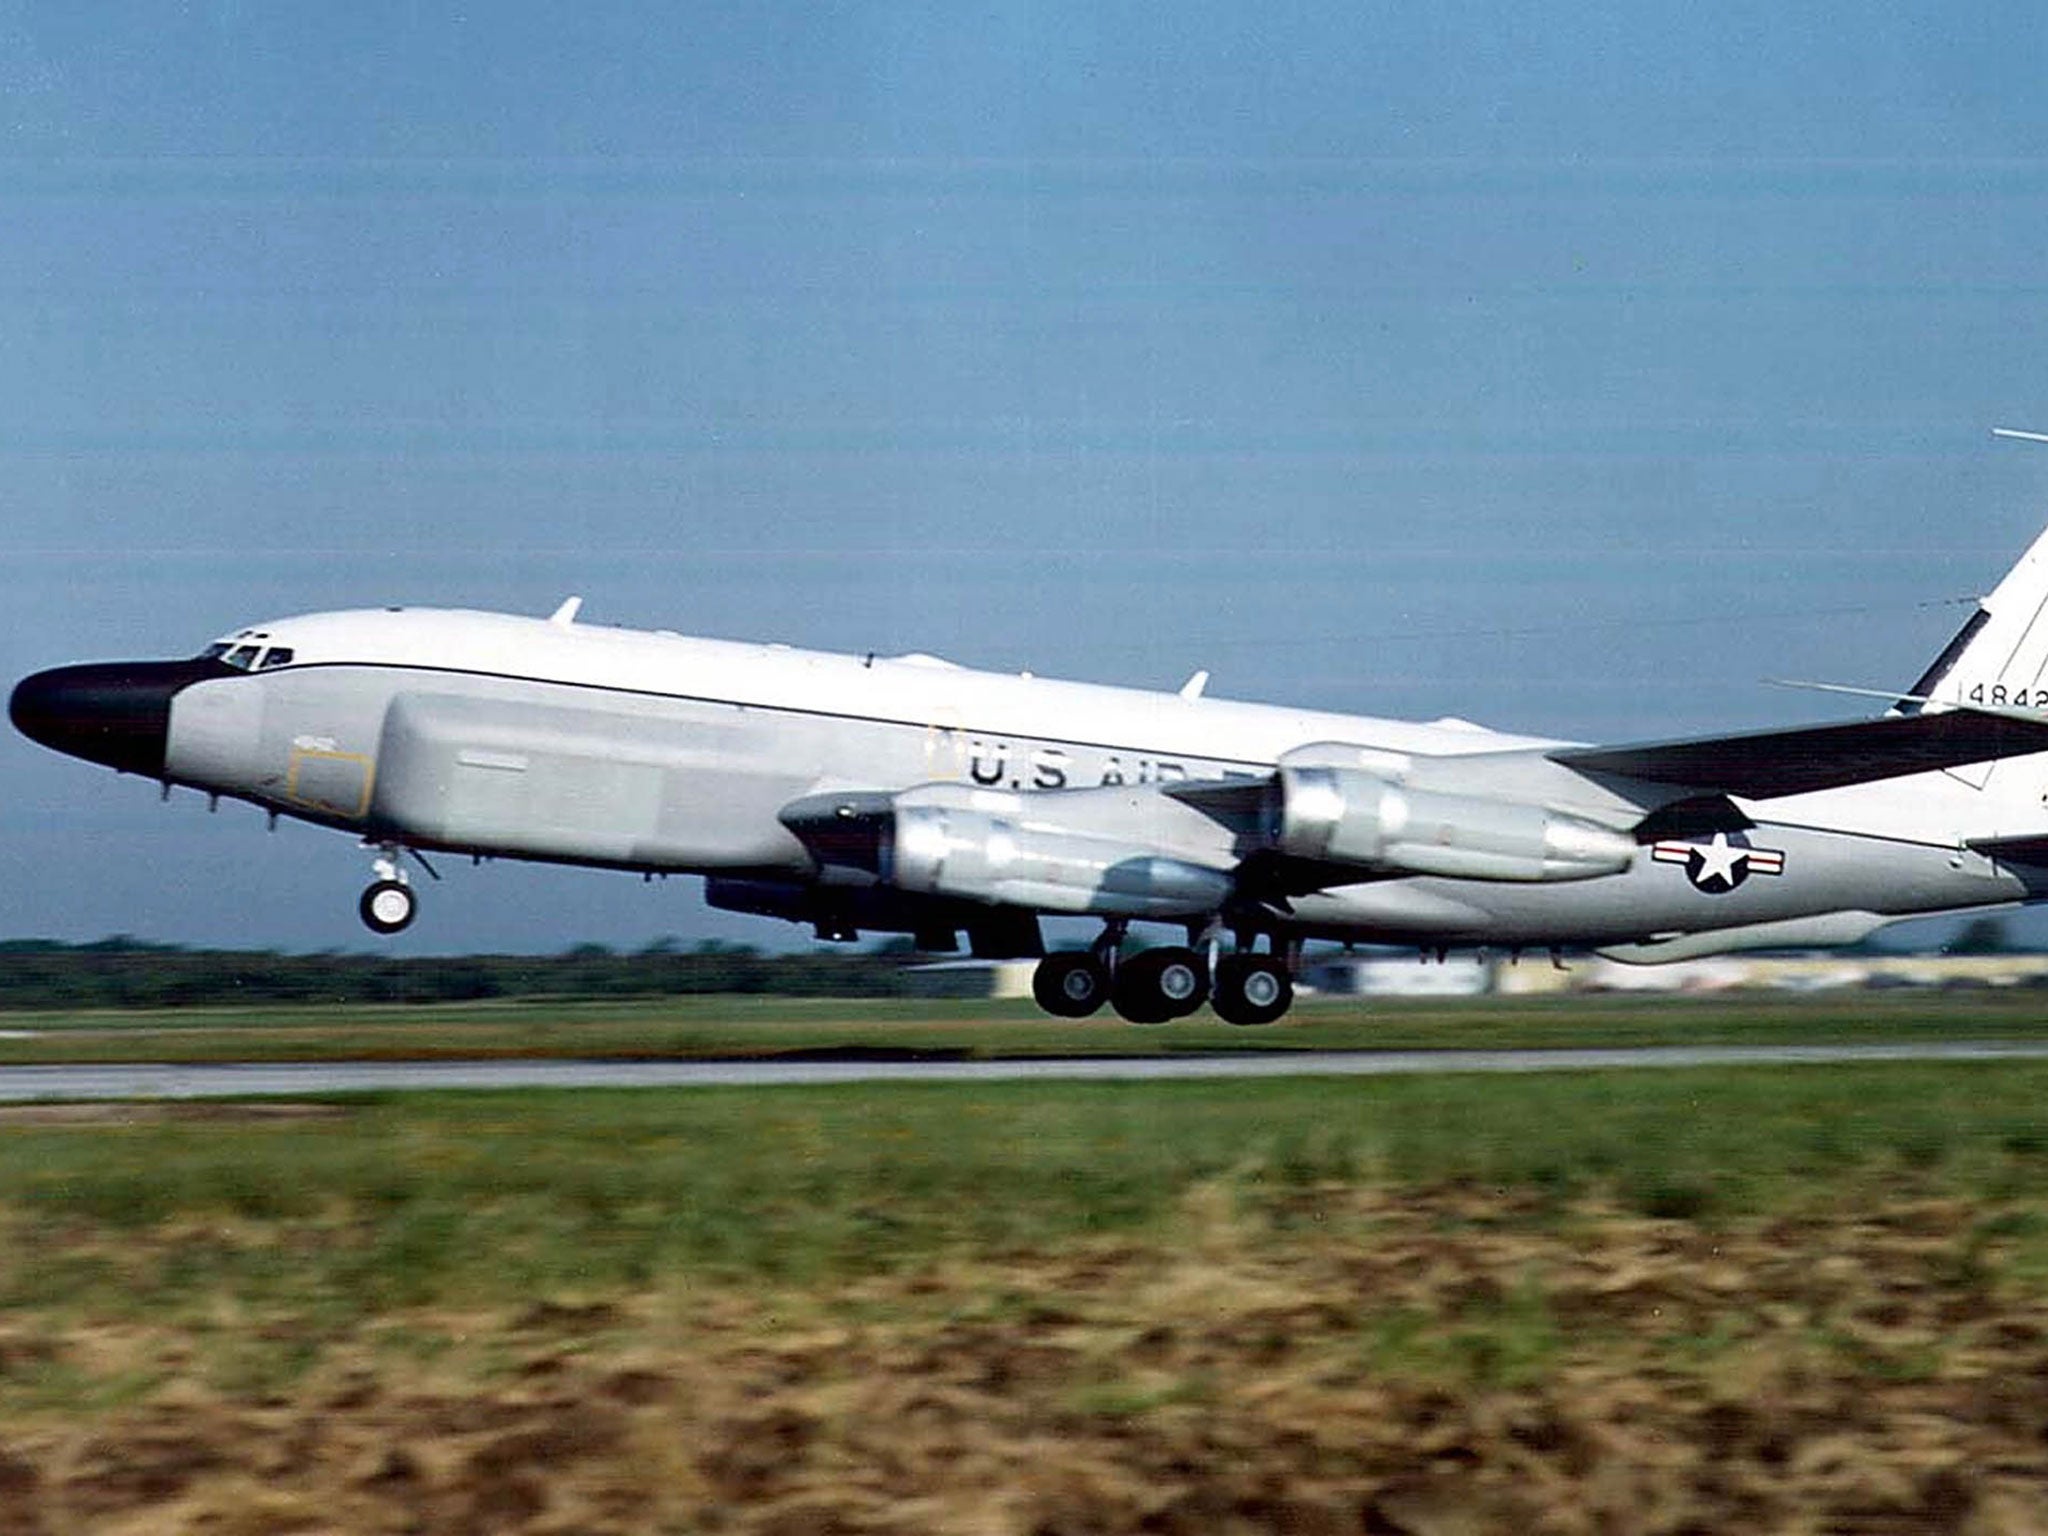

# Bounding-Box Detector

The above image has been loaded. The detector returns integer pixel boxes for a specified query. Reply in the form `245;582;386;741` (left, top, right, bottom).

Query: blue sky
6;2;2048;952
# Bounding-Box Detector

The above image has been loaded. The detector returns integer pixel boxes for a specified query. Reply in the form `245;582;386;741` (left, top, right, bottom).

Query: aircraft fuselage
13;604;2040;981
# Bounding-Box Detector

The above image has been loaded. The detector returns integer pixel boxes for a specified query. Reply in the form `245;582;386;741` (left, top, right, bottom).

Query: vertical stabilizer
1897;519;2048;788
1899;521;2048;715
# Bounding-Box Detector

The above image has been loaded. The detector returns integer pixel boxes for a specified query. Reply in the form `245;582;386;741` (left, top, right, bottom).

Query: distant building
1500;952;2048;995
1300;954;1491;997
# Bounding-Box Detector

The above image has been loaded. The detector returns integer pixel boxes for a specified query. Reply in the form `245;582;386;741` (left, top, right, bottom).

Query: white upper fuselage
227;605;1568;782
213;605;2046;853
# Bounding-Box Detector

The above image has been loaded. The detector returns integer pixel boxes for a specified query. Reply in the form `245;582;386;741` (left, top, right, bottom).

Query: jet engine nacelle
888;800;1232;917
1276;764;1635;883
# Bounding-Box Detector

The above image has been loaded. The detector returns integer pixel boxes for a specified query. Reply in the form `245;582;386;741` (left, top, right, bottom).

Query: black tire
359;879;417;936
1112;947;1209;1025
1150;946;1211;1017
1212;953;1292;1025
1032;952;1109;1018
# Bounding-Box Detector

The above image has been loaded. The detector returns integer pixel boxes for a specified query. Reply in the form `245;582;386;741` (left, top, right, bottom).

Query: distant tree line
0;937;947;1011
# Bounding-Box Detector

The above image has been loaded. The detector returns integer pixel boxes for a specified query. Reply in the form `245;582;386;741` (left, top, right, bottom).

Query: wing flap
1554;709;2048;800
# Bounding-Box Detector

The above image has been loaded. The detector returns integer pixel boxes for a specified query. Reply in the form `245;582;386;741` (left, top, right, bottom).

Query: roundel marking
1650;830;1786;895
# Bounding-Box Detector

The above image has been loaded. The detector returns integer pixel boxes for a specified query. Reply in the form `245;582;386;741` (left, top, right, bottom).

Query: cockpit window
203;638;295;670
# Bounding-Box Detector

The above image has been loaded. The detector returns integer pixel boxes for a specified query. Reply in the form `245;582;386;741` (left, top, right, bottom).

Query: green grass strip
1;1060;2046;1317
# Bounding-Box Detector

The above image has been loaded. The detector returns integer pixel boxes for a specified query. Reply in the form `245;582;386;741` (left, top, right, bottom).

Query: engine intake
1278;765;1633;883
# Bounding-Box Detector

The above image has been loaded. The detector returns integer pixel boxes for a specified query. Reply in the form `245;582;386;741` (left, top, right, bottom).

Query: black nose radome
10;657;233;777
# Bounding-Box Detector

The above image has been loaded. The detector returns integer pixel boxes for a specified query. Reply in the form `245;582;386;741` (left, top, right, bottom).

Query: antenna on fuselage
549;596;584;628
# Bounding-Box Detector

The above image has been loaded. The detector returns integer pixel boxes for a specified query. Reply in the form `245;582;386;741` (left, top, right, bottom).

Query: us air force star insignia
1650;831;1786;894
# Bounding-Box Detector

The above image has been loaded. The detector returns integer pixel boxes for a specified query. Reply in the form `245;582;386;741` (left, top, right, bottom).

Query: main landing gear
1211;952;1293;1026
1032;951;1114;1017
1030;924;1296;1026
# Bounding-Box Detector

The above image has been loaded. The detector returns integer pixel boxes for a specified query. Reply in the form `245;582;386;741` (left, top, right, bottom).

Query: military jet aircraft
18;521;2048;1025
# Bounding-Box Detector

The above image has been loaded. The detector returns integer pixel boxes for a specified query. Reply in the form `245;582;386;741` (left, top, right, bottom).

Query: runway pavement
4;1041;2048;1101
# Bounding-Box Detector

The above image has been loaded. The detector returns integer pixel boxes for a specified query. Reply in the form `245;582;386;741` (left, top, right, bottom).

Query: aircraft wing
768;706;2048;932
1968;833;2048;867
1552;709;2048;800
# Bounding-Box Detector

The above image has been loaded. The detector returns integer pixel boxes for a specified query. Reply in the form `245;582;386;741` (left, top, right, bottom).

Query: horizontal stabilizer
1554;709;2048;800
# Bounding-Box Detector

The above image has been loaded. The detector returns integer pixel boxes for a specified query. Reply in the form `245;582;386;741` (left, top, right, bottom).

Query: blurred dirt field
3;1010;2048;1534
5;1183;2048;1534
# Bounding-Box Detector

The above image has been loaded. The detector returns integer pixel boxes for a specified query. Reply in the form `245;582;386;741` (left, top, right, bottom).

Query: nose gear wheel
359;879;416;935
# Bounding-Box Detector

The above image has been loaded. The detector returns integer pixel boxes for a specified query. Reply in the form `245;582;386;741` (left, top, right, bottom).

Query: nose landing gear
357;845;423;935
359;879;416;935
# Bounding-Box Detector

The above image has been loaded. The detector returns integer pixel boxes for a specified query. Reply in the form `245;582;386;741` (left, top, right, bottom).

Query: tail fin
1898;521;2048;715
1896;519;2048;789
